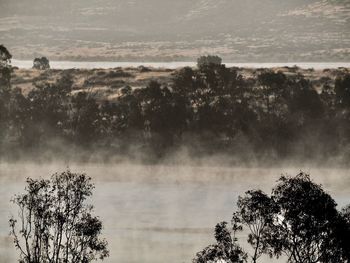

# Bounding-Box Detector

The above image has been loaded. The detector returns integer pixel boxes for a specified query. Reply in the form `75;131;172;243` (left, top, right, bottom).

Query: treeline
1;48;350;162
194;172;350;263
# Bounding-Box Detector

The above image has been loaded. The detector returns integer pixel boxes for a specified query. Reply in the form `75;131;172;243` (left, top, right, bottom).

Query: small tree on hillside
0;44;12;88
9;170;109;263
33;57;50;70
197;55;222;68
0;44;12;66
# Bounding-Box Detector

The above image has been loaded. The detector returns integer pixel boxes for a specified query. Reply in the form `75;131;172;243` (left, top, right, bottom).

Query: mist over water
0;162;349;263
1;0;350;261
11;60;350;70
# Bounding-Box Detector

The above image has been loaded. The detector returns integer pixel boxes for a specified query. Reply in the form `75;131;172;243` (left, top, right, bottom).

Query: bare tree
9;170;109;263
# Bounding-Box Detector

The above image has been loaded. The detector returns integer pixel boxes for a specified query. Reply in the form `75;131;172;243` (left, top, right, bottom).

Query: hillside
0;0;349;61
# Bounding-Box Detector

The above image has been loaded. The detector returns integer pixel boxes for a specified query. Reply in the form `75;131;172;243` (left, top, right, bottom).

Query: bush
197;55;222;68
33;57;50;70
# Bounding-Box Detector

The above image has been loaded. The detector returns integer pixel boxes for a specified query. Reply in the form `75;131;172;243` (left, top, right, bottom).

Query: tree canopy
33;57;50;70
193;222;247;263
196;172;350;263
9;170;109;263
0;44;12;66
1;50;350;163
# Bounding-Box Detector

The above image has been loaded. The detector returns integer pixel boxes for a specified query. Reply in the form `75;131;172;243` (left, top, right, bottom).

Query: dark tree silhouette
197;55;222;68
70;92;101;145
335;74;350;109
0;44;11;66
268;173;349;263
0;45;12;148
33;57;50;70
257;71;287;115
203;173;350;263
0;44;12;89
342;205;350;224
193;222;247;263
9;170;109;263
233;190;278;263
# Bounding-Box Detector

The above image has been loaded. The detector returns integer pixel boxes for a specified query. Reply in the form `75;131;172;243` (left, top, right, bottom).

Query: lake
11;60;350;70
0;163;349;263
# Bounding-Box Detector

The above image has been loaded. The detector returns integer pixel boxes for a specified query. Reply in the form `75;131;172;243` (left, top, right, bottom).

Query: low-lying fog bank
11;60;350;70
0;162;349;263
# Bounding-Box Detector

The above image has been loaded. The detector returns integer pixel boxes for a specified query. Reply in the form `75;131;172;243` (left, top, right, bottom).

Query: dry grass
10;66;349;101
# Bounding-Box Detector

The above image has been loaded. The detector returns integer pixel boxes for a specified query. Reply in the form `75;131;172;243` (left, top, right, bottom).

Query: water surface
11;60;350;70
0;163;349;263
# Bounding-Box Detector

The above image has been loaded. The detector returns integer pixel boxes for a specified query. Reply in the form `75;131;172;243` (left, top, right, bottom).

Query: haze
1;0;349;62
1;163;350;263
1;1;350;263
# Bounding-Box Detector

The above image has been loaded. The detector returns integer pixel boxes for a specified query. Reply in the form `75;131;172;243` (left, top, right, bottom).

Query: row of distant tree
1;46;350;162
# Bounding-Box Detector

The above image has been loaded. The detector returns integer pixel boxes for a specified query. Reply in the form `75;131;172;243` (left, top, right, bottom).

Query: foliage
227;173;350;263
33;57;50;70
9;170;109;263
197;55;222;68
0;45;13;147
335;74;350;108
0;44;12;66
1;48;350;162
193;222;247;263
233;190;278;262
267;173;349;262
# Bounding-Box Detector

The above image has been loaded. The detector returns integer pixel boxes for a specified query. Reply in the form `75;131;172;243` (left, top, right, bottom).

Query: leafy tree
0;44;11;67
233;190;278;263
9;170;109;263
23;83;70;147
193;222;247;263
136;80;187;147
342;204;350;224
338;204;350;260
269;172;348;263
335;74;350;109
33;57;50;70
197;55;222;69
257;71;287;115
115;85;143;132
70;92;100;145
0;44;12;88
286;76;324;120
0;45;12;146
172;67;197;95
7;87;30;145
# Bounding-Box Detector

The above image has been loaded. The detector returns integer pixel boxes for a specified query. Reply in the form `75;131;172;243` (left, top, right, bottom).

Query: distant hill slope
0;0;349;61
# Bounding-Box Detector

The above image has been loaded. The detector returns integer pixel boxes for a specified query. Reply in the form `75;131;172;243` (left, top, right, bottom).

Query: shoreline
11;59;350;70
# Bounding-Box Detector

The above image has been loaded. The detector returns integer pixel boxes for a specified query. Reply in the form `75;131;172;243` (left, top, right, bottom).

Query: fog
1;0;350;261
1;162;349;263
11;60;350;70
